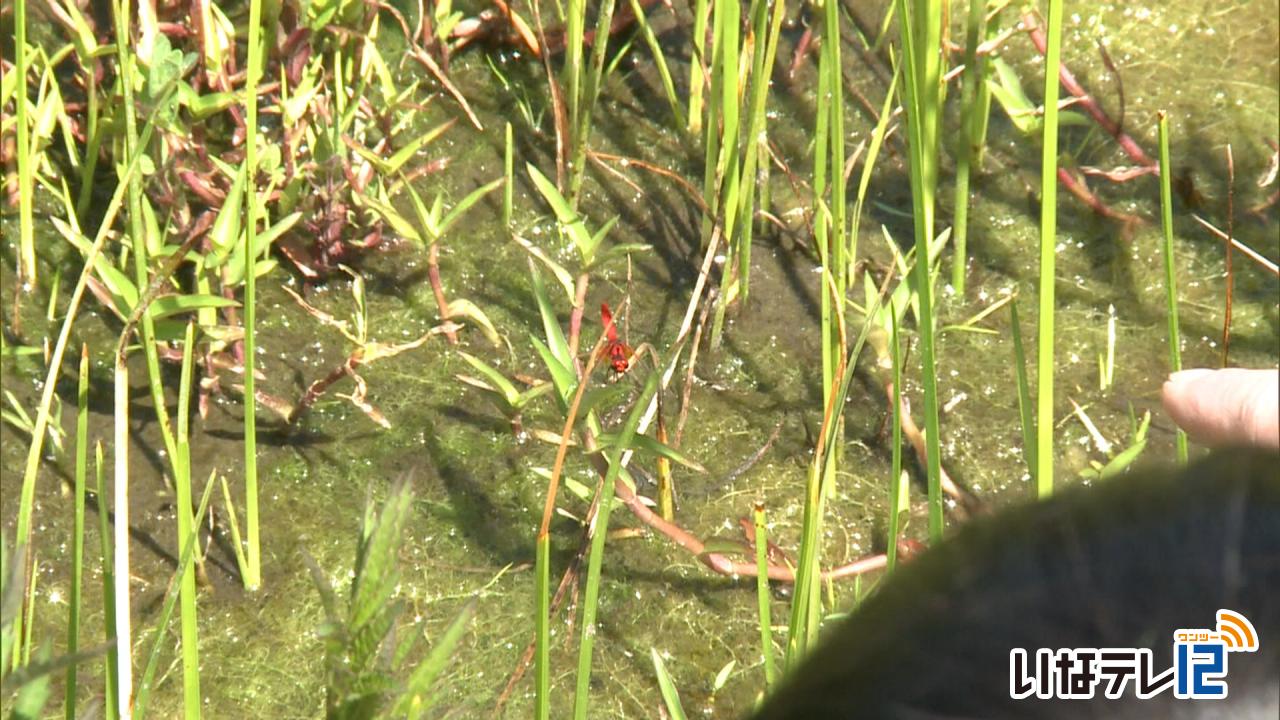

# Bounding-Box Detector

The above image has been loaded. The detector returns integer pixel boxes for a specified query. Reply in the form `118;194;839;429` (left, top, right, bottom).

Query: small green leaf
446;298;500;346
438;178;503;236
359;192;424;244
147;294;239;321
516;236;576;305
712;660;736;692
526;164;596;265
205;163;247;267
651;648;689;720
185;90;237;120
458;352;521;405
348;119;455;176
576;384;634;420
403;183;439;244
698;537;749;557
531;335;576;406
594;241;653;267
396;599;476;720
595;432;707;473
514;382;555;408
528;261;572;370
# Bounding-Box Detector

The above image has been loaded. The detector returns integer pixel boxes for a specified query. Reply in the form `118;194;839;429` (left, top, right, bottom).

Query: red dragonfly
599;303;632;374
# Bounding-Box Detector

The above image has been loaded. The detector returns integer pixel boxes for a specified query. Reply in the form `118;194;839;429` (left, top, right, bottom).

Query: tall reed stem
572;371;660;720
112;357;133;720
14;0;35;288
242;0;265;590
951;0;991;294
894;0;945;540
1036;0;1065;497
753;502;776;686
1156;113;1188;464
175;321;202;716
65;345;90;716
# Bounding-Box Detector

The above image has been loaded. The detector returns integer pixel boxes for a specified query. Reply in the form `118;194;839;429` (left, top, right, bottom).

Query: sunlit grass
894;0;945;539
1157;112;1189;464
1036;0;1066;497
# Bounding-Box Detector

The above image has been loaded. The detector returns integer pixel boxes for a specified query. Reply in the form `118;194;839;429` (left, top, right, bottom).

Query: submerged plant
304;480;476;720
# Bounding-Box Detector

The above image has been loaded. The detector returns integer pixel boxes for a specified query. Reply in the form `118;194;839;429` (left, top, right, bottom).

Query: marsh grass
132;475;215;720
13;0;35;289
628;0;686;130
1010;298;1038;483
242;0;267;593
950;0;996;295
1036;0;1066;497
4;0;1275;717
174;321;201;717
303;479;476;719
567;0;620;202
886;314;905;572
752;503;776;686
94;443;119;720
1157;112;1188;464
893;0;945;540
705;0;786;345
11;78;169;671
64;345;89;718
572;370;660;720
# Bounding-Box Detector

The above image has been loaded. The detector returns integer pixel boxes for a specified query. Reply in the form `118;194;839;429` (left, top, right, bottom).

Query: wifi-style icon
1216;609;1259;652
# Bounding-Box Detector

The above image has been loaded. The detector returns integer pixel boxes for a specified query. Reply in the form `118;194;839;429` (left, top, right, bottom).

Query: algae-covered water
2;0;1277;717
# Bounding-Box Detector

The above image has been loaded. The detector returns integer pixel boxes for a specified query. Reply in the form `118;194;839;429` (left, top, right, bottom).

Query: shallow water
2;0;1277;717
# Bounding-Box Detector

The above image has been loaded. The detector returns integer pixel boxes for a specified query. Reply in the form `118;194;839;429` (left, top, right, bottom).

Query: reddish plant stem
567;273;590;375
886;382;979;518
1058;167;1143;227
1022;11;1156;169
613;475;887;582
427;243;459;344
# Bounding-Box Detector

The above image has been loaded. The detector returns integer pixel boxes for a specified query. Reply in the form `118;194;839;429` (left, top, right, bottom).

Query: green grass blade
14;74;170;675
94;443;118;720
1036;0;1065;497
951;0;991;294
650;647;688;720
534;533;551;720
14;0;35;287
1010;298;1037;482
886;313;904;571
628;0;685;130
174;321;201;717
528;164;597;265
396;599;477;719
894;0;945;540
1156;113;1188;464
65;345;90;718
438;178;504;235
132;473;216;720
752;503;776;686
572;370;661;720
242;0;266;590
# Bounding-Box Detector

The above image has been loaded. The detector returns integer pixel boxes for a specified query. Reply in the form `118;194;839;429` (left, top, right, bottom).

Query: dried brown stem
409;47;483;131
614;477;887;581
673;289;715;447
887;383;980;519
